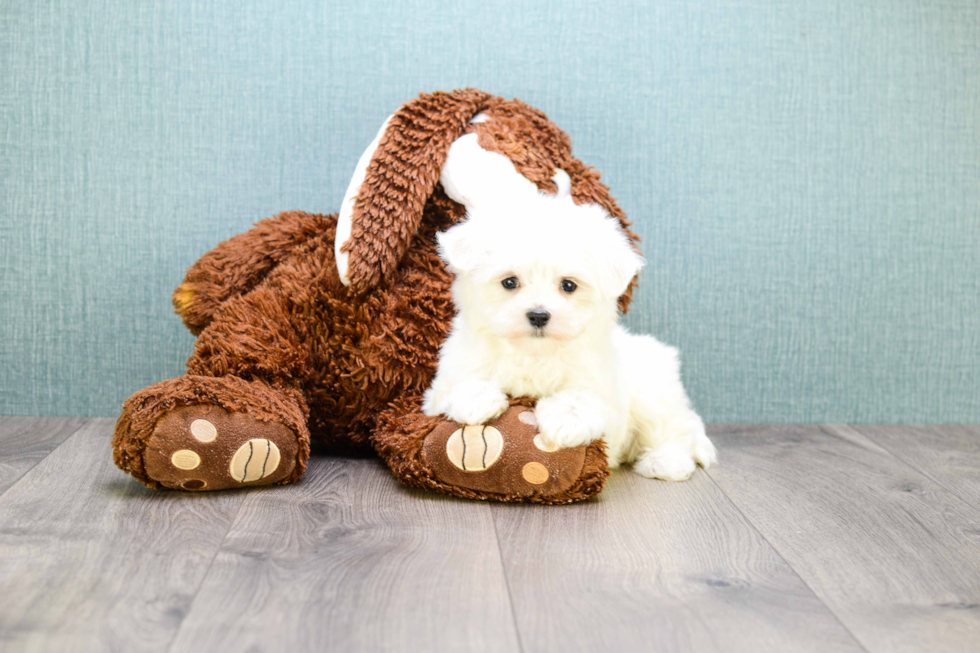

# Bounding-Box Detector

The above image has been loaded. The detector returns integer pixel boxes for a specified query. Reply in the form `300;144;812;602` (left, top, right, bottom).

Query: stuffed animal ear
335;89;494;294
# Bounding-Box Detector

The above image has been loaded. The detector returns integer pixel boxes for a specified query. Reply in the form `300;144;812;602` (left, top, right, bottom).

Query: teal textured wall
2;0;978;421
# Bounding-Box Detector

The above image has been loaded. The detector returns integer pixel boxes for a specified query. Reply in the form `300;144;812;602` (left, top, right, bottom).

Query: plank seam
0;417;90;500
490;507;527;653
828;424;980;514
162;489;252;653
702;460;871;653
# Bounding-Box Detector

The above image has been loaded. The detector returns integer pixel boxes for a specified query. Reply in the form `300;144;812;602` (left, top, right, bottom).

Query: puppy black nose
527;309;550;329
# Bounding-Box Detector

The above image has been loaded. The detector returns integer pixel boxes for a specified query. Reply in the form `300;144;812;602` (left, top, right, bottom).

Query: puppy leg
535;389;608;449
423;379;510;426
633;412;716;481
619;333;717;481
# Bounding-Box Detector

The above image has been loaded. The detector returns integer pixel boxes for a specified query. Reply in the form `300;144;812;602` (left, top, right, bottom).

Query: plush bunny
112;89;640;504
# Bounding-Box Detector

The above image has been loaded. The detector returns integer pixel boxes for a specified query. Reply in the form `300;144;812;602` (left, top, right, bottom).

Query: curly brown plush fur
112;89;639;503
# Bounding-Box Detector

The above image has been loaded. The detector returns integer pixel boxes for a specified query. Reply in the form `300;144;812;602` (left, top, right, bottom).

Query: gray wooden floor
1;418;979;652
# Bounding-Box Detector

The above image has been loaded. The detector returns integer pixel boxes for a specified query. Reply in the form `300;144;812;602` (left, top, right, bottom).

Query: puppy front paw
534;392;606;449
442;380;510;425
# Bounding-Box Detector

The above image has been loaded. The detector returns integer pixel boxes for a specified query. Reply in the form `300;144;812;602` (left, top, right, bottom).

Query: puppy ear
595;218;646;299
436;221;486;273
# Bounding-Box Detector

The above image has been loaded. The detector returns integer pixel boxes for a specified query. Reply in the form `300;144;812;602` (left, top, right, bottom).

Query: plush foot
374;400;609;504
141;405;303;490
113;375;310;491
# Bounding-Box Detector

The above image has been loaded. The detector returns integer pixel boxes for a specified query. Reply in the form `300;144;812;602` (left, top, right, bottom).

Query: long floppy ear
336;89;494;294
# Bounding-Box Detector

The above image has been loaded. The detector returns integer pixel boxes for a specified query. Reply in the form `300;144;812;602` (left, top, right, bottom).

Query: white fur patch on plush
551;168;572;200
335;115;393;286
440;133;539;209
440;134;578;222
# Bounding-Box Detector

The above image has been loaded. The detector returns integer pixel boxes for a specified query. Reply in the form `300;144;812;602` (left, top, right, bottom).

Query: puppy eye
501;276;520;290
560;279;577;293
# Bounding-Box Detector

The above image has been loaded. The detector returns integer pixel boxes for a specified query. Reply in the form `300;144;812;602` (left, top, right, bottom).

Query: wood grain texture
6;418;980;652
707;423;980;653
167;457;521;653
847;423;980;509
490;470;864;653
0;418;247;653
0;416;85;494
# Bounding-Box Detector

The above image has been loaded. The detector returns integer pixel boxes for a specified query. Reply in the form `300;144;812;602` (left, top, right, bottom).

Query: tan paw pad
190;419;217;442
522;462;550;485
533;434;558;452
171;449;201;470
446;425;504;472
229;439;281;483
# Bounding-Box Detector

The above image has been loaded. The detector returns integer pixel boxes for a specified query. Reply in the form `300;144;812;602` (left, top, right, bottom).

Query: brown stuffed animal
112;89;640;504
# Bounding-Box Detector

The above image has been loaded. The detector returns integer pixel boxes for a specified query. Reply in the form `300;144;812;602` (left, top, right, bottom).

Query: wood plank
0;416;86;494
491;469;863;653
706;423;980;653
0;418;248;653
168;457;521;653
848;423;980;509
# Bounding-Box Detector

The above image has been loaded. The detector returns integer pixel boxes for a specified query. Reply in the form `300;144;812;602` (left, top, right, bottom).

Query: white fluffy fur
422;192;717;481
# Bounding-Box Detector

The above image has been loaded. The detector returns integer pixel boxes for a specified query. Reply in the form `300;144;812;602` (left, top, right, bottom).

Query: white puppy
422;193;717;481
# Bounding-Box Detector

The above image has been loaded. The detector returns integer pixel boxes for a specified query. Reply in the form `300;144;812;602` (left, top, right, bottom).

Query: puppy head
437;196;644;342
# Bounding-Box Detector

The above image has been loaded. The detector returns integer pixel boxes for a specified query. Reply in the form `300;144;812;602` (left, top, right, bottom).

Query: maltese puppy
421;192;717;481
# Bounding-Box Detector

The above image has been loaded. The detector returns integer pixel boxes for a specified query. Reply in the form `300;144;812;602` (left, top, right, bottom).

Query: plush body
111;89;693;503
